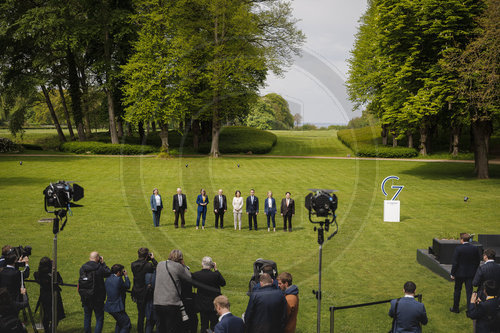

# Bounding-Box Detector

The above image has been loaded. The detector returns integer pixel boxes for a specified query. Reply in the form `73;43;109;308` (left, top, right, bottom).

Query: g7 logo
381;176;404;201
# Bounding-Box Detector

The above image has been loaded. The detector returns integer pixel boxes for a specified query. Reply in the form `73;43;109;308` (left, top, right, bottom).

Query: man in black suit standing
213;189;227;229
172;187;187;228
467;280;500;333
450;233;482;313
0;250;30;309
280;192;295;232
246;189;259;231
473;249;500;301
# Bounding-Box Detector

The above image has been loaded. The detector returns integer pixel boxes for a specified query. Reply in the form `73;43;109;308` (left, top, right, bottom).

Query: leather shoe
449;307;459;313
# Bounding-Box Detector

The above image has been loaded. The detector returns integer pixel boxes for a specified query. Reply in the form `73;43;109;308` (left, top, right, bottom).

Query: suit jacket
79;261;111;303
264;198;277;215
245;284;287;333
104;274;130;313
214;313;245;333
192;269;226;312
150;194;163;211
172;193;187;211
389;296;428;333
473;261;500;290
196;195;209;212
467;297;500;333
0;265;30;302
131;258;158;303
451;242;482;278
213;195;227;213
246;196;259;214
280;198;295;216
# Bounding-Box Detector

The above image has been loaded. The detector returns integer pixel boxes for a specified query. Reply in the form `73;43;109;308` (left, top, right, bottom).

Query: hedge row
337;127;418;158
60;141;157;155
197;126;277;154
0;138;21;153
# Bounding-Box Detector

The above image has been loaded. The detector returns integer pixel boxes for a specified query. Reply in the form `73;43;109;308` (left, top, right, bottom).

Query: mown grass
1;154;499;332
267;130;352;156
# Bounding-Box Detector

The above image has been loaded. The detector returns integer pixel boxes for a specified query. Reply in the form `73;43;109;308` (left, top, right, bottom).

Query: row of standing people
79;248;299;333
151;188;296;232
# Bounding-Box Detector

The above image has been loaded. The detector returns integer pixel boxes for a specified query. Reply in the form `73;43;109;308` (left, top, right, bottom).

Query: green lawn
268;130;352;156
1;154;499;332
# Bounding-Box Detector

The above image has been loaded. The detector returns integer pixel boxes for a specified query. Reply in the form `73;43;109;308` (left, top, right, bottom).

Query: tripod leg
25;295;39;333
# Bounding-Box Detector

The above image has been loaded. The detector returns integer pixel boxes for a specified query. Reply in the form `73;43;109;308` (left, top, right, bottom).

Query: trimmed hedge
60;141;157;155
197;126;277;154
337;127;418;158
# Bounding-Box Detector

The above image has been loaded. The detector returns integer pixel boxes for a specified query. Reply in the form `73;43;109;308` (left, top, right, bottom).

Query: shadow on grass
400;162;500;180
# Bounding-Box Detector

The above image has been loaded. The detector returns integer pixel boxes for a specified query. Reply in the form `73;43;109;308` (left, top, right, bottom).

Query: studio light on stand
305;189;339;333
42;181;84;333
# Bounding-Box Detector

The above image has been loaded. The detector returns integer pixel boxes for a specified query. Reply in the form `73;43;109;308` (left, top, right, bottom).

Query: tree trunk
407;131;413;148
471;120;492;179
419;124;428;156
151;121;156;132
210;92;221;157
79;66;92;136
138;121;146;145
104;29;119;144
117;118;124;138
159;122;169;152
391;131;397;147
450;124;461;157
381;124;388;146
41;85;66;143
57;82;75;140
127;122;133;136
192;119;200;150
67;47;86;141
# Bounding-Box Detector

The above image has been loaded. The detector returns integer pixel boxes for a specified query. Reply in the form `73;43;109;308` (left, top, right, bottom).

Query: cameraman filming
0;245;12;268
131;248;158;333
0;248;30;311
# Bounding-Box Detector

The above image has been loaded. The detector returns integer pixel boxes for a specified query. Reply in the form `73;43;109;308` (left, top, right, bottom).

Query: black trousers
200;310;218;332
453;277;473;310
248;213;258;230
174;209;186;227
215;211;225;228
283;213;293;230
155;305;185;333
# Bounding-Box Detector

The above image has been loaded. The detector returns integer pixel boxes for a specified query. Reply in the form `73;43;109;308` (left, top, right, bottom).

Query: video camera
7;245;32;268
43;180;84;211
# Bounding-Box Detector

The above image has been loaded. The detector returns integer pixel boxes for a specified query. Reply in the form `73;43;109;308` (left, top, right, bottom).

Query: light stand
50;209;67;333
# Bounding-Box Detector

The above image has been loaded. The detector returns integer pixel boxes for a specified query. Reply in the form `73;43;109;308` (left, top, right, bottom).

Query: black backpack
78;269;96;300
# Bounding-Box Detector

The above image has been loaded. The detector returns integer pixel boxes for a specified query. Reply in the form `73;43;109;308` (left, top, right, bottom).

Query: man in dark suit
246;189;259;231
280;192;295;232
388;281;428;333
473;249;500;301
450;233;482;313
131;248;158;333
213;189;227;229
213;295;244;333
104;264;131;333
79;251;112;333
172;187;187;228
244;273;287;333
467;280;500;333
0;251;30;309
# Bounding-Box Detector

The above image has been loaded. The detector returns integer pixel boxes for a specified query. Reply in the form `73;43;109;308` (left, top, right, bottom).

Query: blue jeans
266;213;276;228
110;311;131;333
153;208;162;227
196;208;207;226
83;301;104;333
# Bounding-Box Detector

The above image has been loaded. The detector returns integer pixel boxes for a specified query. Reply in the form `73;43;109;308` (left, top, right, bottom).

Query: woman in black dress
34;257;65;332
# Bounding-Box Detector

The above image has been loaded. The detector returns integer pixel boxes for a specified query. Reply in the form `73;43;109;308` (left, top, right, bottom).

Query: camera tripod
20;268;39;333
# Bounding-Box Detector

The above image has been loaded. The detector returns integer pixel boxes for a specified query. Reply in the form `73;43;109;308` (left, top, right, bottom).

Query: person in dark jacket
131;247;158;333
192;257;226;332
467;280;500;333
450;233;482;313
388;281;428;333
213;295;244;333
244;273;287;333
0;287;28;333
34;257;65;332
79;251;111;333
104;264;131;333
245;189;259;231
473;249;500;301
0;250;30;308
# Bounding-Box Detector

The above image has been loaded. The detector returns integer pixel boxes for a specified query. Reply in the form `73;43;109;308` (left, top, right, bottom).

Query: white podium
384;200;400;222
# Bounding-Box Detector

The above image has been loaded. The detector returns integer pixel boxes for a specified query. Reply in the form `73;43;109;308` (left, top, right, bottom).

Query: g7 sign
381;176;404;201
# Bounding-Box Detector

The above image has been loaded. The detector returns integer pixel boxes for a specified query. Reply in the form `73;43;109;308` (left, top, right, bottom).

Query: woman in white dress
232;190;244;230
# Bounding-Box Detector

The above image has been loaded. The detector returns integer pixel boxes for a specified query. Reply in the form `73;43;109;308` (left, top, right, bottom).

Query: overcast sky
261;0;368;125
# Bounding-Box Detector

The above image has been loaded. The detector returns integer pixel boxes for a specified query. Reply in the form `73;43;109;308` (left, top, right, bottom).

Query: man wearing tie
172;188;188;228
214;189;227;229
280;192;295;232
246;189;259;231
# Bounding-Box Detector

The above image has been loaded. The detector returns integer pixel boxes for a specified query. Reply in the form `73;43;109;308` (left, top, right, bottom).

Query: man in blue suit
213;295;244;333
105;264;131;333
264;191;277;232
246;189;259;231
388;281;428;333
473;249;500;301
450;233;482;313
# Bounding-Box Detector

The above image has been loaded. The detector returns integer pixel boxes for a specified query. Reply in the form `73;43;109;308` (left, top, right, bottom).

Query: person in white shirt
232;191;244;230
150;188;163;227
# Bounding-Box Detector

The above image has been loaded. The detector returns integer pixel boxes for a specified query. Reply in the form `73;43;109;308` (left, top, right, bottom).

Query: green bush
60;141;157;155
21;143;43;150
337;127;418;158
197;126;277;154
0;138;22;153
89;130;189;148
